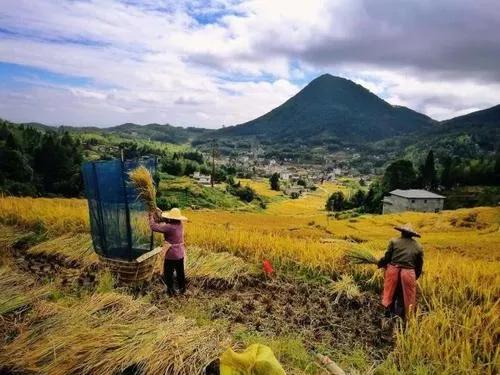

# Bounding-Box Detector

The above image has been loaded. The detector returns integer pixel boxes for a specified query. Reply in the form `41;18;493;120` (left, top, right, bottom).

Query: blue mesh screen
82;157;157;260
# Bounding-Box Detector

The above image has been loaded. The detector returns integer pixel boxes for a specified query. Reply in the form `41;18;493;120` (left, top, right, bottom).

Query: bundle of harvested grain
345;248;378;265
330;274;361;303
128;166;157;211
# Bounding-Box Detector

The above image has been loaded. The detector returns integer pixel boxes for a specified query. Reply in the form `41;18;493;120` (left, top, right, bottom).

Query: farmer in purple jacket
149;207;188;296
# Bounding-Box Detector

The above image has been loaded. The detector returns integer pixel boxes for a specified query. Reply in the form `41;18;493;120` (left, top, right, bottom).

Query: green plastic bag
220;344;286;375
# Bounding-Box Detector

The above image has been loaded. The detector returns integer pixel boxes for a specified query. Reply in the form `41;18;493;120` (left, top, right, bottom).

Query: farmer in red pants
378;223;424;319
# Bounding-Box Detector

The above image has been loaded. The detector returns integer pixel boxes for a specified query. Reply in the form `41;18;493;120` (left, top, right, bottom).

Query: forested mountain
98;123;211;143
213;74;436;143
441;105;500;128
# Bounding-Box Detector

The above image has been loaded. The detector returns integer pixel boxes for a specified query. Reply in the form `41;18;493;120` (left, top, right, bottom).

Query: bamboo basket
99;247;163;283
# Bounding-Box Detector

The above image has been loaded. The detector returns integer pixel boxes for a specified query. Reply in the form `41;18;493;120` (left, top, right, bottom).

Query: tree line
326;150;500;214
0;121;83;196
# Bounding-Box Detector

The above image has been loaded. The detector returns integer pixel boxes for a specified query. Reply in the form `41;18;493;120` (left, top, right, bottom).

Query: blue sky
0;0;499;127
0;62;92;88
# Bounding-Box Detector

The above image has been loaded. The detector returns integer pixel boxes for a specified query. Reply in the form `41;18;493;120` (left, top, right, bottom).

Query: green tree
0;149;32;183
420;150;438;190
269;172;280;191
440;156;455;189
33;132;83;196
326;191;345;211
297;178;307;187
349;189;366;208
183;161;198;176
161;158;184;176
494;152;500;185
382;160;416;193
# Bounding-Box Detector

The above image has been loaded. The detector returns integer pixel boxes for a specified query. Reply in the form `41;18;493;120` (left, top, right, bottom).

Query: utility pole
211;140;216;188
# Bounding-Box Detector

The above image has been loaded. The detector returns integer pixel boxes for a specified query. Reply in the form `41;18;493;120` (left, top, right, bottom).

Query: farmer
149;207;188;296
378;223;423;319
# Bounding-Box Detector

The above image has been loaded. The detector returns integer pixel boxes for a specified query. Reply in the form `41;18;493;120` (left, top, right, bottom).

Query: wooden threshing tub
99;247;163;283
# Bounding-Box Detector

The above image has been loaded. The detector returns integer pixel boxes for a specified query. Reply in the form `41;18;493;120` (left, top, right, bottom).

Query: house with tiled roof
382;189;445;214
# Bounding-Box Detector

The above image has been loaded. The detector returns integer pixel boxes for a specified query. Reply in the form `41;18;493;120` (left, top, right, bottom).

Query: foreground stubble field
0;191;498;374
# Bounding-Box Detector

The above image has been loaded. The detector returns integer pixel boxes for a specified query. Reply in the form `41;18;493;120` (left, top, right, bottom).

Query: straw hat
161;208;188;221
394;223;420;237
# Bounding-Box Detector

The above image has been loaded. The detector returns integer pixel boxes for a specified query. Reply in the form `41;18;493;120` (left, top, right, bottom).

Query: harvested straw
0;263;51;315
28;233;96;266
128;166;157;211
330;274;361;303
186;246;259;288
345;248;378;265
1;292;225;374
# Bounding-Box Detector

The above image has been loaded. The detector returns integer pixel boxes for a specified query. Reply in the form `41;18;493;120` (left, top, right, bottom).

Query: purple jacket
149;214;185;260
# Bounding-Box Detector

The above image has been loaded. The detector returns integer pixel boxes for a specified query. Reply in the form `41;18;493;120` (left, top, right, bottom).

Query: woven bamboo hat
161;208;188;221
394;223;420;237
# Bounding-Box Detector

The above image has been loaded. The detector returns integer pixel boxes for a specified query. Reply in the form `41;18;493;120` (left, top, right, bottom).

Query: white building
191;172;211;185
383;189;445;214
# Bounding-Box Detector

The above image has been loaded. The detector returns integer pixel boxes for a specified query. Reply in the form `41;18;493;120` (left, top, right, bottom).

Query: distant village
189;148;446;215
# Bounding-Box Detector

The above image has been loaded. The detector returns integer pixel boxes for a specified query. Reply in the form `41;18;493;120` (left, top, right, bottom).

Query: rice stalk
0;264;51;315
1;292;225;375
27;233;97;265
128;166;157;211
186;246;259;288
345;248;378;265
330;274;362;304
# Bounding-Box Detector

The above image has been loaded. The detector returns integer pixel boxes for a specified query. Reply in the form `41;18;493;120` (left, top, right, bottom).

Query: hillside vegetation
215;74;435;143
0;194;498;374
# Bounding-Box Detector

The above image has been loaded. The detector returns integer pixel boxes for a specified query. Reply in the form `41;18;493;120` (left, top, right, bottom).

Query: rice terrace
1;1;500;374
0;191;498;374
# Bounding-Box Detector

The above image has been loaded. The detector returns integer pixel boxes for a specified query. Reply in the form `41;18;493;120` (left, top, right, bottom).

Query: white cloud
0;0;498;126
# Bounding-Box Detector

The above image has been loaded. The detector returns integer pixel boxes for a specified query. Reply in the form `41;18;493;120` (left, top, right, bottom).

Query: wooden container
99;247;163;283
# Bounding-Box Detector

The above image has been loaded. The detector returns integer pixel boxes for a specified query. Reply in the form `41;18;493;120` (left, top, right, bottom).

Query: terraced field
0;194;498;374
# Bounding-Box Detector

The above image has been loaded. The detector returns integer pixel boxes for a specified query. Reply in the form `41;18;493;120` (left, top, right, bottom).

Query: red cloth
382;264;417;315
262;259;274;275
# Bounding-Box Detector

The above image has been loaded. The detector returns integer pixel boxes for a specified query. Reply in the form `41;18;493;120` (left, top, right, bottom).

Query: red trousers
382;264;417;315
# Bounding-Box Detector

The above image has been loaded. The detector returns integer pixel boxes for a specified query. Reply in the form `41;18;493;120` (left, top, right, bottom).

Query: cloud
0;0;499;126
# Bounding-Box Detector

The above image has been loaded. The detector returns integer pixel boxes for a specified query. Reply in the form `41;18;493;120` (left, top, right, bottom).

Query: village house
382;189;445;214
191;171;211;185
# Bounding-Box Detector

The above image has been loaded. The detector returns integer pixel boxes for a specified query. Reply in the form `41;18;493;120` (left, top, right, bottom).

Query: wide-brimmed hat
161;208;188;221
395;223;420;237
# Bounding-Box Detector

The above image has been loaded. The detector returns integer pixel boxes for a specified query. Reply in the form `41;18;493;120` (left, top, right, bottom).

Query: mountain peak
308;73;355;86
218;73;435;141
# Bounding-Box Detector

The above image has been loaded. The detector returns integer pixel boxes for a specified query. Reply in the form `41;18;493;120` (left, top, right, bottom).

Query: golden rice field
0;191;499;374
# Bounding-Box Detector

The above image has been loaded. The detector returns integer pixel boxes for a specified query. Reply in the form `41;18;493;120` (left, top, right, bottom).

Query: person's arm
148;212;171;233
415;250;424;279
378;240;394;268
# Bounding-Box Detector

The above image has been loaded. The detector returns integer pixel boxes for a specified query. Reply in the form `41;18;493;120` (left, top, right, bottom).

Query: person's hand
154;207;162;221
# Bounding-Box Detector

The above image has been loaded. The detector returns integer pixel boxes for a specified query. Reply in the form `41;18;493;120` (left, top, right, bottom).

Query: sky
0;0;499;128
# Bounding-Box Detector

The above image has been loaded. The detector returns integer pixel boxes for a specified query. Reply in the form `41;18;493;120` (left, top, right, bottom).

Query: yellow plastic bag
220;344;286;375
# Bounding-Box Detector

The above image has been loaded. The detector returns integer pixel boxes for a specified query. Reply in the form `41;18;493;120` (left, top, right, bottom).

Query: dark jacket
378;237;424;278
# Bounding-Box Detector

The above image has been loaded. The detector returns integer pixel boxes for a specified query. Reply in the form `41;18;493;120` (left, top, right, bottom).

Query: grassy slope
0;196;499;374
157;177;260;210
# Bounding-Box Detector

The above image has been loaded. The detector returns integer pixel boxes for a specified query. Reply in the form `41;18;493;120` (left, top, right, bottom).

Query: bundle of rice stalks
128;166;157;211
330;274;361;304
27;233;97;266
1;292;225;375
345;248;378;265
187;246;259;288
